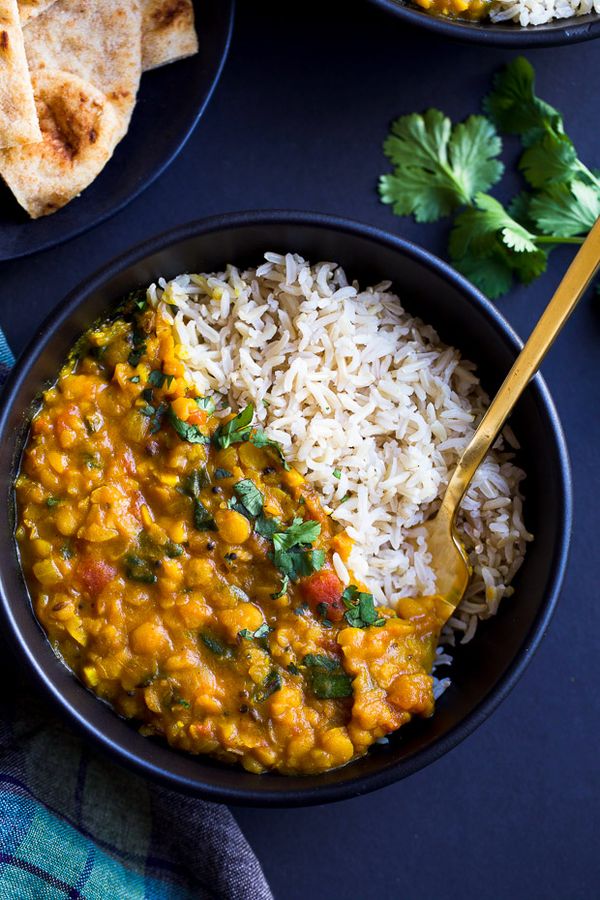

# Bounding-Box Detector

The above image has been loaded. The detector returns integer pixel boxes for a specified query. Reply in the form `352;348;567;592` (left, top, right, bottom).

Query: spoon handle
440;215;600;520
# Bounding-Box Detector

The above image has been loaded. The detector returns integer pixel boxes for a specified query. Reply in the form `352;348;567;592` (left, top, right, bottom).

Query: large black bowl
0;212;571;806
369;0;600;46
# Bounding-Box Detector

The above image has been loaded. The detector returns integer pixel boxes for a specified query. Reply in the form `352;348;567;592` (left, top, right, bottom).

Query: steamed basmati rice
489;0;599;26
148;252;532;648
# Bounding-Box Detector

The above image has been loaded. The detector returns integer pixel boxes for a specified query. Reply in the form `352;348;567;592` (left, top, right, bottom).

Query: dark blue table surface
2;3;598;897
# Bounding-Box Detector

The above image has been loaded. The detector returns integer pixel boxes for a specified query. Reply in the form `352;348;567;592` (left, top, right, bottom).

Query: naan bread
142;0;198;72
0;69;121;218
17;0;57;23
0;0;40;148
24;0;142;139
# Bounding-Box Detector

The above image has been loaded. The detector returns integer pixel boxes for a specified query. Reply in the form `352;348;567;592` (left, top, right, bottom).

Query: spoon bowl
427;215;600;620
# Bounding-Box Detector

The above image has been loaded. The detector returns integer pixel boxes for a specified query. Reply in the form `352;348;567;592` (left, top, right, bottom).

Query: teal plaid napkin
0;335;272;900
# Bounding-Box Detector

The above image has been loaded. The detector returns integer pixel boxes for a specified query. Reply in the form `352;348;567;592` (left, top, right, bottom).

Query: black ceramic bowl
369;0;600;47
0;212;571;806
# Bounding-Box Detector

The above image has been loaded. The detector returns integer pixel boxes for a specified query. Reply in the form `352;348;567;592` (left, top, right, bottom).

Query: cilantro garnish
46;497;61;507
124;554;157;584
232;479;264;518
271;520;325;582
196;396;217;415
250;430;290;470
168;407;210;444
379;57;600;299
341;585;385;629
333;468;342;479
200;631;233;658
148;370;175;390
303;654;338;671
302;655;353;698
214;468;233;479
182;470;216;532
212;403;254;449
271;575;289;600
127;327;147;367
254;669;282;702
238;623;272;642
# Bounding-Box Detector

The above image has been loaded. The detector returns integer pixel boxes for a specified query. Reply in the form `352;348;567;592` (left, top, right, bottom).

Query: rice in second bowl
149;252;532;648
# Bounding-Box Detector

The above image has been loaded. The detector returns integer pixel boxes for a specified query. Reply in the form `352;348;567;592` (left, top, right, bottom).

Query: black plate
0;212;571;806
0;0;235;262
370;0;600;46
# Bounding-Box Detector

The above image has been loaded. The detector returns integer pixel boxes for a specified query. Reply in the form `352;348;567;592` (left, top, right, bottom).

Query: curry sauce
15;294;443;775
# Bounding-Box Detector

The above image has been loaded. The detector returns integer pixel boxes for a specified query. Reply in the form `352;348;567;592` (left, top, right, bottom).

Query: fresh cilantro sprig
379;57;599;299
380;111;504;222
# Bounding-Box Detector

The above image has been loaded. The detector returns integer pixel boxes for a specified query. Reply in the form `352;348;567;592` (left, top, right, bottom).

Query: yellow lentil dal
15;294;444;775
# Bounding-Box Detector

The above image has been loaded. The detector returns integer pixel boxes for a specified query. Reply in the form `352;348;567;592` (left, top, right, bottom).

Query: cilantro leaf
379;110;503;223
528;181;600;238
239;623;271;641
483;56;564;146
271;575;289;599
303;654;339;671
200;631;233;658
147;370;175;390
454;253;514;300
250;429;290;470
233;479;264;518
192;500;217;532
212;404;254;449
214;468;233;479
341;585;385;629
182;469;216;531
270;519;325;584
272;519;321;553
196;396;216;415
450;193;539;257
310;671;353;699
168;408;210;444
519;131;580;189
254;670;282;702
255;514;280;539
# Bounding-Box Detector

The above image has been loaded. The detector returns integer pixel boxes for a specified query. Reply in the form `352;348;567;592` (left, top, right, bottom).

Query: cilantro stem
534;235;585;245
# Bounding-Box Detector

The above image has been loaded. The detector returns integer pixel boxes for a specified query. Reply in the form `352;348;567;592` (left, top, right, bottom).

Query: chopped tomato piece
300;570;345;622
78;558;117;597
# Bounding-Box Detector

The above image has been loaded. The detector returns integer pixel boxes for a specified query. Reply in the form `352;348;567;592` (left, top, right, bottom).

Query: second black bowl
369;0;600;47
0;211;571;805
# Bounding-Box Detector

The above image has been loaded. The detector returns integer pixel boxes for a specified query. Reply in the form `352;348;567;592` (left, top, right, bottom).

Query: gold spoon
427;216;600;625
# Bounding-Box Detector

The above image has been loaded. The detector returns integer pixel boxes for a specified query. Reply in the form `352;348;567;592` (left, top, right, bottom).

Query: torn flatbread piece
17;0;57;23
0;69;121;218
24;0;141;139
0;0;41;148
142;0;198;72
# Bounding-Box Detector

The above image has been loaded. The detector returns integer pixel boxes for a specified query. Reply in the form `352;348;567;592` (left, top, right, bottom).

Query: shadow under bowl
0;211;572;806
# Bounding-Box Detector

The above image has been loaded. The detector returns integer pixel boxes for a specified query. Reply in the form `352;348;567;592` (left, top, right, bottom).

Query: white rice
489;0;599;26
147;252;532;649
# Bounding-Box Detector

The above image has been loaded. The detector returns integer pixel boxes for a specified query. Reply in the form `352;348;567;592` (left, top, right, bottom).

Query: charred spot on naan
151;0;193;29
141;0;198;71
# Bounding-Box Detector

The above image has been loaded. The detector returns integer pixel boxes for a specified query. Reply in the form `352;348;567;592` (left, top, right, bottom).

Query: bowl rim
0;210;573;806
368;0;600;47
